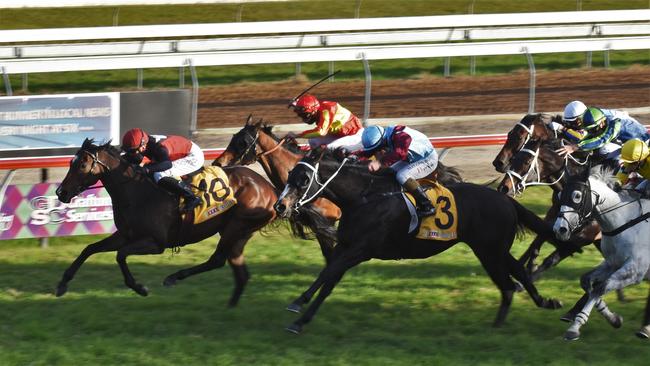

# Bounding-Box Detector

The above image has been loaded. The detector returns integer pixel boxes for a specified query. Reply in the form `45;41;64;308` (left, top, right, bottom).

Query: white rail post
1;67;12;96
361;53;371;127
468;0;476;75
523;47;536;114
186;58;199;136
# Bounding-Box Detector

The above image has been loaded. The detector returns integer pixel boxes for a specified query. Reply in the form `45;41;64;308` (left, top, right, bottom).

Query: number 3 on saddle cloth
182;166;237;225
403;180;458;241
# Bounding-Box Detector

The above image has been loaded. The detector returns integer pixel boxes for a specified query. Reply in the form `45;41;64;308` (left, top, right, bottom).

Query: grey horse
553;168;650;340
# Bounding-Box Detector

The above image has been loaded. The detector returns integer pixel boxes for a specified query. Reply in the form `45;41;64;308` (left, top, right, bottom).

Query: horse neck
315;159;398;208
589;178;637;231
101;158;159;205
257;131;301;187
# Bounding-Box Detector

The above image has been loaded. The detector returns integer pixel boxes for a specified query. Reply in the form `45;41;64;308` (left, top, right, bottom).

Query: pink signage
0;183;116;240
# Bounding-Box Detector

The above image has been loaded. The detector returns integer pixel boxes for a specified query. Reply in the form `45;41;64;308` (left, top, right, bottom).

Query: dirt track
196;65;650;181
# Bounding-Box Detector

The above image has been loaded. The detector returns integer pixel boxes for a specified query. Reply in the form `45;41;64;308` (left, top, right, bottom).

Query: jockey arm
380;132;412;166
299;110;331;138
142;144;173;173
577;119;621;151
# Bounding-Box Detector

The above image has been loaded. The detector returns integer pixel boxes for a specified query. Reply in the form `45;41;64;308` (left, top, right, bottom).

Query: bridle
504;121;589;195
59;149;110;197
291;158;350;210
231;128;289;165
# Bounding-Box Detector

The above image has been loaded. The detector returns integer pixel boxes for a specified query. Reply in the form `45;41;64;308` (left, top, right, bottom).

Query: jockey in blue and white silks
354;125;438;217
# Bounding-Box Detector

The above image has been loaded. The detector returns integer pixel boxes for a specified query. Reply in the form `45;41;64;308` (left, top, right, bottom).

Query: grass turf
1;186;649;365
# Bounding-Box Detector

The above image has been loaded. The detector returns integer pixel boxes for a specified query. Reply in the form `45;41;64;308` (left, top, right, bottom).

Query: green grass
1;186;649;365
0;1;648;94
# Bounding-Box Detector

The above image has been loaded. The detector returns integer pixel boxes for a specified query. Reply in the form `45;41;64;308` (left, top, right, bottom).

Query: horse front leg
115;239;165;296
56;232;128;297
564;295;599;341
636;284;650;339
228;254;250;308
518;235;545;275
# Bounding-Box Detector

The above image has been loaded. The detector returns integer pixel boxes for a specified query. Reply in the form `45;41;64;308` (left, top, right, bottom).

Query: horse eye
572;191;582;203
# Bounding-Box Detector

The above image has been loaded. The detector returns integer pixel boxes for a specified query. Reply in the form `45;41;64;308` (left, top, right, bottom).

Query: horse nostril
559;227;568;235
497;185;508;194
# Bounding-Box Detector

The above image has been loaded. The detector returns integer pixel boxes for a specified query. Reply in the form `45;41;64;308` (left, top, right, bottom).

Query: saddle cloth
403;182;458;241
182;166;237;225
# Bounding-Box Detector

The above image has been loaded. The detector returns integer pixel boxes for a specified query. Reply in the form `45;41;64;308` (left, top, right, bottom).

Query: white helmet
563;100;587;123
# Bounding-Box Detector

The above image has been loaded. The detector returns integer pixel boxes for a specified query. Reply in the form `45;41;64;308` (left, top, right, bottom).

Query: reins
294;158;350;209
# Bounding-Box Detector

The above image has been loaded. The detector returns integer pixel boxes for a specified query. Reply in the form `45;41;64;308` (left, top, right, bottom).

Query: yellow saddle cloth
405;182;458;241
182;166;237;225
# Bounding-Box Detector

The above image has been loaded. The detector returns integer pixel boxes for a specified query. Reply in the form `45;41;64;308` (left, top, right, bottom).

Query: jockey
353;125;438;217
617;138;650;194
555;102;649;159
121;128;204;212
287;93;364;151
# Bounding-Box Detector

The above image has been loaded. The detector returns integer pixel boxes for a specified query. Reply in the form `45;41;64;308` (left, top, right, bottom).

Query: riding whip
288;69;342;108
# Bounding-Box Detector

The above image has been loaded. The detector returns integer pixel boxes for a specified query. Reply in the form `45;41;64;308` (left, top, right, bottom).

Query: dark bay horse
213;117;464;261
492;114;601;281
273;149;564;334
55;139;284;306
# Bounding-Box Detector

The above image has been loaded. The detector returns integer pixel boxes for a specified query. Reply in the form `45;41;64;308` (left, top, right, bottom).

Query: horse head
56;139;118;203
214;115;262;166
553;167;597;241
493;113;556;173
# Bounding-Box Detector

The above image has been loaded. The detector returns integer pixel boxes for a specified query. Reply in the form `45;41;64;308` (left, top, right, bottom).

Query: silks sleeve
299;110;331;138
578;119;621;151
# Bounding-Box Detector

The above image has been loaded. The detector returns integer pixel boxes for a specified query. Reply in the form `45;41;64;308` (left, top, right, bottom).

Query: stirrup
182;196;202;212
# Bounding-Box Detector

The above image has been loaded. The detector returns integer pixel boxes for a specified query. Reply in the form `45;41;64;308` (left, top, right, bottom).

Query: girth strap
601;211;650;236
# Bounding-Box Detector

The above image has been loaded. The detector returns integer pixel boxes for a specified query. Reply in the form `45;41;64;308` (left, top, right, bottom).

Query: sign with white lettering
0;183;115;240
0;93;119;151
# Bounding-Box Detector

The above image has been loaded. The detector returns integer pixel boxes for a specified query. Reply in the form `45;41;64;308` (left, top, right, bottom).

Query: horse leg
592;240;626;302
227;254;250;308
518;235;545;275
506;254;562;310
564;295;599;341
560;294;588;322
56;232;128;297
593;297;623;328
636;284;650;339
286;248;369;334
115;239;165;296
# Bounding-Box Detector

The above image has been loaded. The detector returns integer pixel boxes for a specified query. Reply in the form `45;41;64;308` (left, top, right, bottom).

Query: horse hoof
609;314;623;329
55;284;68;297
635;326;650;339
286;303;302;313
564;330;580;341
134;285;149;297
285;323;302;335
560;312;575;323
545;299;563;310
163;276;177;287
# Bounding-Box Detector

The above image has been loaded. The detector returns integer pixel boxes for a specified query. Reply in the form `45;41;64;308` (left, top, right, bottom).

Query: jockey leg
403;178;436;217
158;176;202;212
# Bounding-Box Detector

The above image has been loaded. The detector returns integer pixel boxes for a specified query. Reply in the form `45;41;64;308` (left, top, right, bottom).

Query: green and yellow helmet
581;107;606;131
621;138;650;163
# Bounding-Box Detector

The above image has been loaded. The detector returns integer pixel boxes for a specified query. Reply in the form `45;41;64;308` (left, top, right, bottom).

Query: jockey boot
403;178;436;217
158;177;202;212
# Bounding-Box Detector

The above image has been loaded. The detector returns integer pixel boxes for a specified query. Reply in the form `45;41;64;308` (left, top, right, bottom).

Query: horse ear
81;138;92;149
246;114;253;125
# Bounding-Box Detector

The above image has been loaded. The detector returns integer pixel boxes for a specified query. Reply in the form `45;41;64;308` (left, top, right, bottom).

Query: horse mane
589;166;620;190
81;138;121;157
260;123;303;154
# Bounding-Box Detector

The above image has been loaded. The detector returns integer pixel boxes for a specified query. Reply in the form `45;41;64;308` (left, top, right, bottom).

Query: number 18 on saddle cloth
183;166;237;225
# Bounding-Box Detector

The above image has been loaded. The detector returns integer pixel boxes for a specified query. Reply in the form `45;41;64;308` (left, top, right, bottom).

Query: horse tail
510;197;582;253
437;162;463;185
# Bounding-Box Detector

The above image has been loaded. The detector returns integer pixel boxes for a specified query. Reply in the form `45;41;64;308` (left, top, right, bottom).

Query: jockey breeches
153;142;205;182
308;129;365;151
390;150;439;185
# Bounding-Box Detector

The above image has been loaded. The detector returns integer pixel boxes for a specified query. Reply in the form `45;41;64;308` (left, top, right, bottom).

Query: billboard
0;183;116;240
0;92;120;155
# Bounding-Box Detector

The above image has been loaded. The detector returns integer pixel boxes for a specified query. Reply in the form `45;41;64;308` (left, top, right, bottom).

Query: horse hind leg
228;254;250;307
636;284;650;339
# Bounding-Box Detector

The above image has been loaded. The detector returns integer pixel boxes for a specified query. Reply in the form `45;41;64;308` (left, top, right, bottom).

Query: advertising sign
0;92;120;152
0;183;116;240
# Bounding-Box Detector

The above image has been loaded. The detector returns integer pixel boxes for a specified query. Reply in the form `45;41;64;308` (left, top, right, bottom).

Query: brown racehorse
55;138;292;306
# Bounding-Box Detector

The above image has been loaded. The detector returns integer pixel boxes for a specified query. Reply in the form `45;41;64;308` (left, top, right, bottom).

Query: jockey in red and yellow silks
288;94;364;151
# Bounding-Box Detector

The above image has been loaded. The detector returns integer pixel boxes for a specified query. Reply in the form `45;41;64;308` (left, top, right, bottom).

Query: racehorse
273;148;563;334
54;139;312;306
213;117;463;260
553;168;650;340
492;114;602;282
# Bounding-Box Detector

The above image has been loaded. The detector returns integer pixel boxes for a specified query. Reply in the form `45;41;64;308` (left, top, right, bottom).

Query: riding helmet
582;107;607;131
122;128;149;152
291;94;320;114
362;125;385;151
621;138;650;163
563;100;587;124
